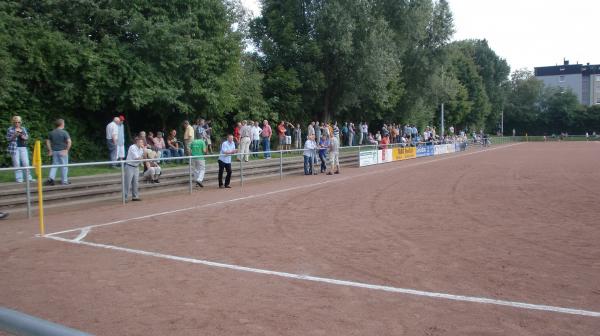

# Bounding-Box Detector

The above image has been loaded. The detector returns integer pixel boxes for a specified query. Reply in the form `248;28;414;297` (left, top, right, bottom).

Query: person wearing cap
6;115;35;183
124;137;145;202
106;117;121;167
117;115;126;161
45;118;71;186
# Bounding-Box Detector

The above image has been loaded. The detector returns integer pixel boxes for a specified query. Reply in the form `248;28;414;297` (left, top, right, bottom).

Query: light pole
501;109;504;136
440;66;445;137
441;103;445;138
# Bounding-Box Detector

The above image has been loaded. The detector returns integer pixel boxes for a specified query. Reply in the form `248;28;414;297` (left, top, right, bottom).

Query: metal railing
0;144;363;218
0;136;521;219
0;307;93;336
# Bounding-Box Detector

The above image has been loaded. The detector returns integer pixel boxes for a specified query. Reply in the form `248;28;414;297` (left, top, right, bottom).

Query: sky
240;0;599;72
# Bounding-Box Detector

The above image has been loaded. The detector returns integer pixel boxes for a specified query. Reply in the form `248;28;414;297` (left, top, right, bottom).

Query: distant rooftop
535;60;600;76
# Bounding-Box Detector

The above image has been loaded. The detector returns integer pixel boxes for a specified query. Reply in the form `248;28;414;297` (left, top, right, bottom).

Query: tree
0;0;245;165
504;69;545;135
539;87;579;134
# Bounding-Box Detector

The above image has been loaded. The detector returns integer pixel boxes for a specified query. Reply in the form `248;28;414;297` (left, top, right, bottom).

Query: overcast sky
240;0;599;72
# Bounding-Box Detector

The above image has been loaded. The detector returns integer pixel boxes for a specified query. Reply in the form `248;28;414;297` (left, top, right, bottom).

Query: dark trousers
218;159;232;187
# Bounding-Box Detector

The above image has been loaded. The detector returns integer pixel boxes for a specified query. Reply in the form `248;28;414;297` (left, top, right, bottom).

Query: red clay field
1;142;600;335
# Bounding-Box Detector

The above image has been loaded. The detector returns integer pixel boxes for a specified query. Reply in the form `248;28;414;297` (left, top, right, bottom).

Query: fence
0;135;533;227
0;143;362;222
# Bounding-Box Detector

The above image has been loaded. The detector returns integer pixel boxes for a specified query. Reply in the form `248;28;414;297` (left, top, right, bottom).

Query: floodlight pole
501;109;504;135
441;103;445;138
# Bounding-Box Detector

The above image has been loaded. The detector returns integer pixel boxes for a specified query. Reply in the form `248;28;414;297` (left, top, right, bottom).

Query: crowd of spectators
4;114;503;204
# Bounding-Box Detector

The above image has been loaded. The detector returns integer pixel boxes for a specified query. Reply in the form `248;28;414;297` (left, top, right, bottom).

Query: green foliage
254;0;404;123
5;0;563;169
504;69;596;135
0;0;249;166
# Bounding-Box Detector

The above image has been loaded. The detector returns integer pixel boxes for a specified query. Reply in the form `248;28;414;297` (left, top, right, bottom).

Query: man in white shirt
250;121;262;158
124;137;145;202
218;135;237;188
303;134;317;175
106;117;120;167
361;123;368;145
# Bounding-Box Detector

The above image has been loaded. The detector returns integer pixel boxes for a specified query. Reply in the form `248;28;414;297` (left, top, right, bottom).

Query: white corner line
44;234;600;318
44;143;522;237
73;228;91;242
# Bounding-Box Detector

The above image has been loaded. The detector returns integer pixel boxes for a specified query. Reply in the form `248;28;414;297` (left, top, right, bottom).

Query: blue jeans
303;155;313;175
251;140;260;157
262;137;271;158
304;155;314;175
319;151;327;172
169;148;184;163
158;149;171;163
48;151;69;184
11;147;33;182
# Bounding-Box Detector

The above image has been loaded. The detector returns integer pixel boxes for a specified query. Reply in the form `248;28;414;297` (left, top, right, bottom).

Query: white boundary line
45;143;522;237
46;235;600;318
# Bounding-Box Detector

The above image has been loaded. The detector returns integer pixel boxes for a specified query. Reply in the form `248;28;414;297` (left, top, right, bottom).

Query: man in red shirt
261;120;272;159
277;121;286;150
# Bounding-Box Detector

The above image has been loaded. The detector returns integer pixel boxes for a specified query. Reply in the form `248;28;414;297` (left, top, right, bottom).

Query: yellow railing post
33;140;45;236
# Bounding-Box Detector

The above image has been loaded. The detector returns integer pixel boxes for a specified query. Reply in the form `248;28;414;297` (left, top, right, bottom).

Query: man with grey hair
124;137;145;202
45;118;72;186
106;117;120;167
239;120;252;162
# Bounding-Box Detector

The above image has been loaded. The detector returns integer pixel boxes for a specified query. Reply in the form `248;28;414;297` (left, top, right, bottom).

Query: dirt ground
1;142;599;335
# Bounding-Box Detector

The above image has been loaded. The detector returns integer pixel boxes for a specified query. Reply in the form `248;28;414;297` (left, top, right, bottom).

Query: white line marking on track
45;234;600;318
73;228;90;242
45;143;522;237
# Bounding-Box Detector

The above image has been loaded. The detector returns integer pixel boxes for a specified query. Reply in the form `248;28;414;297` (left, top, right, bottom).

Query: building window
596;76;600;82
559;75;565;82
